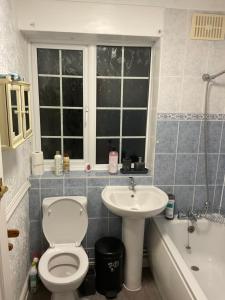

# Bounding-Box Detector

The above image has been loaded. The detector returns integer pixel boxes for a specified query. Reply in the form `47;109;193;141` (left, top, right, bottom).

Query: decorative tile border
157;113;225;121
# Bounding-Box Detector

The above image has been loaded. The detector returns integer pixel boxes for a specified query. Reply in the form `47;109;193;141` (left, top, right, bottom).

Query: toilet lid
42;198;88;246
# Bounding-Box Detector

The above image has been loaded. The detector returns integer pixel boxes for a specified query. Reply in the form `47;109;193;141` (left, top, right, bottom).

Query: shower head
202;70;225;81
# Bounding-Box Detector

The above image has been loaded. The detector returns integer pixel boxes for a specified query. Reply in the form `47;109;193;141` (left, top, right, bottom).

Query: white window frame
31;43;153;171
31;44;89;170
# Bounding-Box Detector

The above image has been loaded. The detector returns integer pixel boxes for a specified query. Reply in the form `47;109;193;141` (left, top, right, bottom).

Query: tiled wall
154;115;225;212
29;172;152;260
158;9;225;114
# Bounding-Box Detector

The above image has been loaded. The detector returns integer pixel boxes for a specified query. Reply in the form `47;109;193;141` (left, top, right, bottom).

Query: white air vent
191;13;225;40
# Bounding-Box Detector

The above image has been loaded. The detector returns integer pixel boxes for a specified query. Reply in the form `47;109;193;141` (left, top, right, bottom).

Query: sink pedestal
122;218;145;291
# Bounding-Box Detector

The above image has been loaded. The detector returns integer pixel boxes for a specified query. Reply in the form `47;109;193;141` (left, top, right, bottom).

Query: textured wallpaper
0;0;31;299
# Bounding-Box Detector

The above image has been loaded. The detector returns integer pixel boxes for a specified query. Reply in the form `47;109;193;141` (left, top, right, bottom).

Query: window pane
12;108;19;136
38;77;60;106
122;138;145;162
63;109;83;136
62;50;83;76
97;46;122;76
97;79;121;107
11;90;17;106
123;79;149;107
123;110;147;136
124;47;151;77
96;139;119;164
64;138;83;159
37;49;59;74
41;138;61;159
96;110;120;136
62;78;83;107
40;108;61;136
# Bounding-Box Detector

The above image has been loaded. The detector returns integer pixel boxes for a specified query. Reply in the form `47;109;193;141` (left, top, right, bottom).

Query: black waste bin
95;237;125;299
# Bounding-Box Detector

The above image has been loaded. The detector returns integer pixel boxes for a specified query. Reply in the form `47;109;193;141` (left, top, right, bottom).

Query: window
96;46;151;164
33;44;151;169
37;47;86;160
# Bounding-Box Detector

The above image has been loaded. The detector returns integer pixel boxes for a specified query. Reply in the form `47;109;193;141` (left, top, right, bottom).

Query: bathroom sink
101;185;168;219
102;184;168;292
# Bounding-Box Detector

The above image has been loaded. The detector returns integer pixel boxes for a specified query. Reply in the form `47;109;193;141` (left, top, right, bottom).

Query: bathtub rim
151;216;208;300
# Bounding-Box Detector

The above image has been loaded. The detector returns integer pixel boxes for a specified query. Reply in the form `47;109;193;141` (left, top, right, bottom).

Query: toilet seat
39;246;89;285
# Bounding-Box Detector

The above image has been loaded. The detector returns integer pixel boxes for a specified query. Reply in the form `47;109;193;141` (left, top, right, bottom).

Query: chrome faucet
177;209;201;222
128;177;136;192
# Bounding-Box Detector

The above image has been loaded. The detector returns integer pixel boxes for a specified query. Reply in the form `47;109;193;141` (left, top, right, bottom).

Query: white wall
15;0;164;38
0;0;31;299
157;8;225;113
47;0;225;11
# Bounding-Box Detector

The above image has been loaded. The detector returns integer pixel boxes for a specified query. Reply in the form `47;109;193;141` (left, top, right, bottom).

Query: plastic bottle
165;194;175;220
108;148;118;175
54;151;63;176
63;153;70;174
29;261;38;294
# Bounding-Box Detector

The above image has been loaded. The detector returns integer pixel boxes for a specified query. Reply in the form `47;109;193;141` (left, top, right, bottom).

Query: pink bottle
108;148;118;174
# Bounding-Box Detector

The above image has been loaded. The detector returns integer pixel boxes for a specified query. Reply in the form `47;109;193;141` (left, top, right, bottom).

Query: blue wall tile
177;121;201;153
109;176;130;186
64;187;86;196
30;178;40;189
30;221;42;258
199;121;223;153
87;187;108;218
29;189;41;221
41;178;63;190
154;154;176;185
196;154;218;185
213;185;223;211
174;186;194;211
175;154;197;185
64;177;86;188
87;218;108;248
220;124;225;153
156;121;178;153
216;154;225;185
109;217;122;239
40;188;62;201
87;177;109;187
194;185;215;211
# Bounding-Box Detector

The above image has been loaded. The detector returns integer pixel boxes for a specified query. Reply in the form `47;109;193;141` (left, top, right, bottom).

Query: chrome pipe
202;70;225;81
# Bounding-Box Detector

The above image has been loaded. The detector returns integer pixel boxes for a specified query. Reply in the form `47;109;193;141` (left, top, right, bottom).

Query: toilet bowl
38;196;89;300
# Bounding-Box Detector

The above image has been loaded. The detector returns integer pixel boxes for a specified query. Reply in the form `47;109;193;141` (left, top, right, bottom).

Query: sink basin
101;184;168;292
102;185;168;219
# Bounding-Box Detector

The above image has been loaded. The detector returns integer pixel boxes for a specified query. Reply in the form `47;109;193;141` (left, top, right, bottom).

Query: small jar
63;153;70;174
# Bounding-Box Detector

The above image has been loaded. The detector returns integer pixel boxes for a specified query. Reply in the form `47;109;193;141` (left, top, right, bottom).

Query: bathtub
148;216;225;300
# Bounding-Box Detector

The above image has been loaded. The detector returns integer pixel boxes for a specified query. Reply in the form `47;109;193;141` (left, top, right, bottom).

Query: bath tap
188;211;198;222
128;177;136;192
177;209;201;221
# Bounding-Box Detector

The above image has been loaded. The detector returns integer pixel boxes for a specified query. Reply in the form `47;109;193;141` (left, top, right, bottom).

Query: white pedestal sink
102;185;168;291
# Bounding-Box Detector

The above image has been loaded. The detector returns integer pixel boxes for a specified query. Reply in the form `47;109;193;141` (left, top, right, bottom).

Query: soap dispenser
108;147;118;175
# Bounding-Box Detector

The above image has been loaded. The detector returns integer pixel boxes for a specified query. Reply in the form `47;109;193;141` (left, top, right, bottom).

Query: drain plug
191;266;199;271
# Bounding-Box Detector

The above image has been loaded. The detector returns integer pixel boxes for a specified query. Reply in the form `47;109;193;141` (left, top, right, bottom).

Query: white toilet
38;196;89;300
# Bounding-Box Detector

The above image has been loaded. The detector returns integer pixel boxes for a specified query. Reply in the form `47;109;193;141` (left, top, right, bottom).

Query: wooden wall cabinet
0;79;32;148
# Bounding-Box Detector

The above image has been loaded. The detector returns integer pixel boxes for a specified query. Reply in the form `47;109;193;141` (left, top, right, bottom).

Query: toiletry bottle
63;153;70;174
165;194;175;220
29;261;38;294
108;147;118;175
54;151;63;176
134;156;145;171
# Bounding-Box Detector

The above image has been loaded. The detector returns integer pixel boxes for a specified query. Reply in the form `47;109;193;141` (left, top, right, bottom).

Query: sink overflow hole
191;266;199;271
131;195;135;198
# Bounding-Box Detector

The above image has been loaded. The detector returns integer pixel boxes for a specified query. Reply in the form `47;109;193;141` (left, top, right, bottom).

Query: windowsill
30;169;152;179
